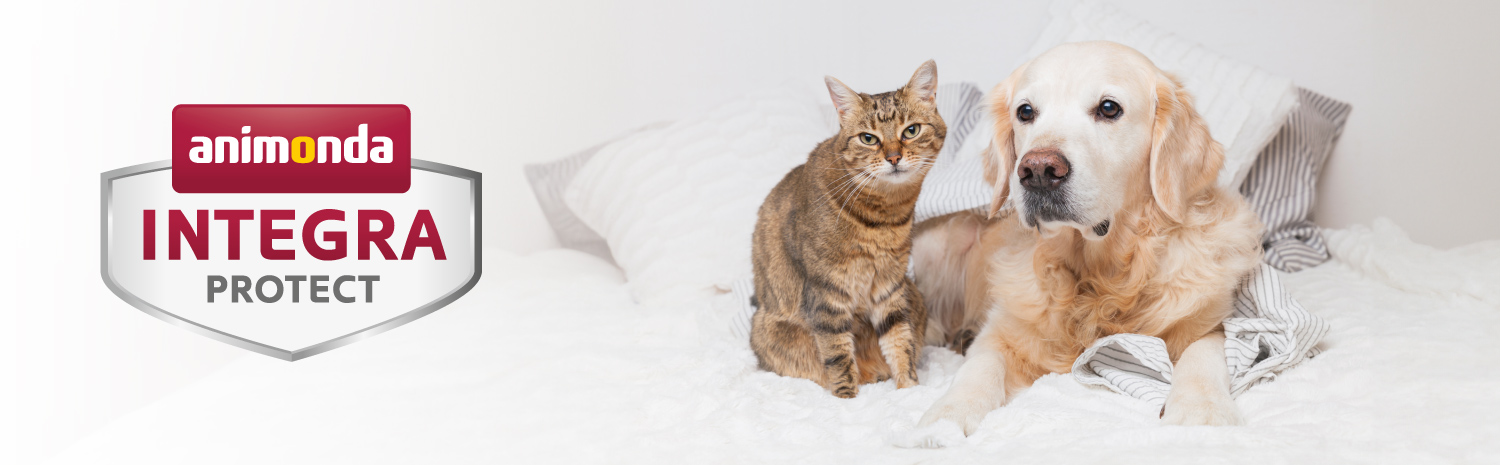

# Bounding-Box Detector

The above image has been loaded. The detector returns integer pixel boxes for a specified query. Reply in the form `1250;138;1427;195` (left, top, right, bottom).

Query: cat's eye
902;124;921;139
859;133;879;145
1017;103;1036;122
1096;99;1122;120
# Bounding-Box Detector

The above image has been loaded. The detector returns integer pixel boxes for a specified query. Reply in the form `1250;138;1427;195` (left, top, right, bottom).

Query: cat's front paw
917;393;993;436
830;383;859;399
1161;389;1243;426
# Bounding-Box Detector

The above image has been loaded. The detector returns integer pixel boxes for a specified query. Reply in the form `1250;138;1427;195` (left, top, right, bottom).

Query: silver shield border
99;159;483;361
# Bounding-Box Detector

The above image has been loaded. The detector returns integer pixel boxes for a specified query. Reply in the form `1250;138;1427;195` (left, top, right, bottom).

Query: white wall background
3;0;1497;462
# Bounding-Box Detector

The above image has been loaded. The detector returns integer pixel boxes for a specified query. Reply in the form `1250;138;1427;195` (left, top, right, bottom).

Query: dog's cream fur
916;41;1263;435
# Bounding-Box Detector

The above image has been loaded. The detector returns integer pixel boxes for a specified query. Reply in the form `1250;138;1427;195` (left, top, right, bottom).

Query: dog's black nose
1018;149;1070;191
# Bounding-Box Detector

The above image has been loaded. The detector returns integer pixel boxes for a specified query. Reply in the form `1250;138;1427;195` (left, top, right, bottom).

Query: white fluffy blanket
52;219;1500;464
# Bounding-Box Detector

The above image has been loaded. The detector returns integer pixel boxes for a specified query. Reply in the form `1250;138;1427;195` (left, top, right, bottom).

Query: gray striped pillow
525;145;616;263
525;123;671;263
913;83;992;223
525;121;675;264
1239;88;1353;272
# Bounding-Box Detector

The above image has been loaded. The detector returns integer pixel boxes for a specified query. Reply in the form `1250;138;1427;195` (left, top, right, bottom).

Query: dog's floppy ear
983;65;1027;219
1148;72;1223;223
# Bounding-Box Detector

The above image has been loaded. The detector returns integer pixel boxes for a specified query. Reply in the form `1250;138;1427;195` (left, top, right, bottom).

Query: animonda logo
101;105;482;360
184;124;396;165
172;105;412;194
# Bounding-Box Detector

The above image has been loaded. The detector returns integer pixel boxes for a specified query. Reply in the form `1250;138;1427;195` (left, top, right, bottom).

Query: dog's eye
902;124;920;139
859;133;880;145
1097;100;1122;120
1017;104;1035;122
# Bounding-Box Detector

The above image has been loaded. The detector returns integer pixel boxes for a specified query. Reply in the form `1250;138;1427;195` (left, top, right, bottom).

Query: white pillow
565;82;838;302
1029;0;1299;190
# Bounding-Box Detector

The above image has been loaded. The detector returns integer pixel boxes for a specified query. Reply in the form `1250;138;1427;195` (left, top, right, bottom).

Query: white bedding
52;220;1500;464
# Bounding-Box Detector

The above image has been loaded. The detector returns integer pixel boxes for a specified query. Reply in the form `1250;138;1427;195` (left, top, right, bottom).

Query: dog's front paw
917;392;994;436
893;417;966;449
1161;389;1243;426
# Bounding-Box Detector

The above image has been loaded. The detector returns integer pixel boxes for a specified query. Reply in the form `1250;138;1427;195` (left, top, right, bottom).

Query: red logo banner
172;105;411;193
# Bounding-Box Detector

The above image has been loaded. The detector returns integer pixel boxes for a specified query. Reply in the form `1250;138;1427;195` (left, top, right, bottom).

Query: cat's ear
825;76;862;117
906;59;939;103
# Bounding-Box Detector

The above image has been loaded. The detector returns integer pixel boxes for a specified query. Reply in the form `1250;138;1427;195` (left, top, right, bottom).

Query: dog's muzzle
1019;149;1077;226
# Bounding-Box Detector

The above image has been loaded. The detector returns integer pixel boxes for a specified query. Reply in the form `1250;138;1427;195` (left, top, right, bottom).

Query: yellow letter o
291;137;316;164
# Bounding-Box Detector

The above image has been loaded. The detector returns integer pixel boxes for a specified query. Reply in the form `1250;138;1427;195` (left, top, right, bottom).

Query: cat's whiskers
837;165;881;218
818;170;870;205
829;171;871;212
902;160;937;173
819;167;864;191
828;168;864;203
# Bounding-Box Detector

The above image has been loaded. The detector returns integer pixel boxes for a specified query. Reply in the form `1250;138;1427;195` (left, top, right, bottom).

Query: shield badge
100;159;481;360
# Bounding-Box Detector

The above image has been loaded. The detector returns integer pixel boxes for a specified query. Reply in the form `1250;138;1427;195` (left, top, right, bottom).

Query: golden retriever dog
914;41;1263;434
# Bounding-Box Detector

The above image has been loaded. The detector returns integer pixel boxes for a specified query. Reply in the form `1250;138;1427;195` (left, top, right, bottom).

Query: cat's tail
911;210;986;353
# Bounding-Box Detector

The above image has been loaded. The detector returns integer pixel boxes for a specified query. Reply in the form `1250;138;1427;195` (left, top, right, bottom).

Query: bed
50;221;1500;464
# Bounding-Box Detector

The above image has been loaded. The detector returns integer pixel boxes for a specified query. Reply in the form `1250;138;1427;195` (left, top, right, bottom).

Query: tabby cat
749;61;945;398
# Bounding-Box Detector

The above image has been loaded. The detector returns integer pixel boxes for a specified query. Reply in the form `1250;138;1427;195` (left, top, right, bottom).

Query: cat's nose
886;153;902;165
